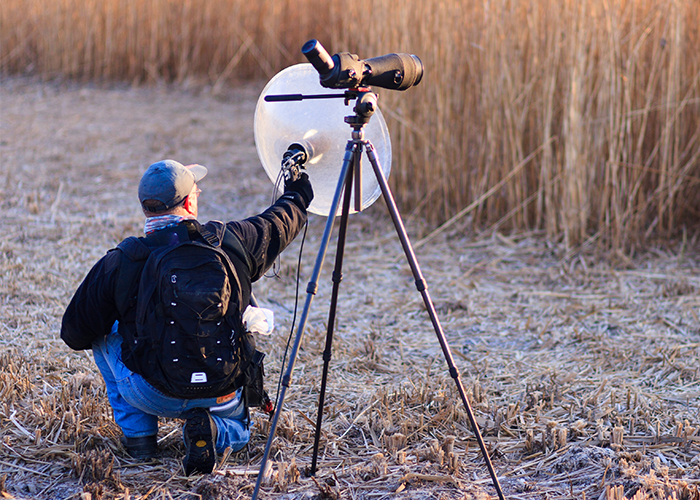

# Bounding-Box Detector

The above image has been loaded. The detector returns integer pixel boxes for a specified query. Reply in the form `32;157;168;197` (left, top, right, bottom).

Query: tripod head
344;89;377;128
264;86;377;127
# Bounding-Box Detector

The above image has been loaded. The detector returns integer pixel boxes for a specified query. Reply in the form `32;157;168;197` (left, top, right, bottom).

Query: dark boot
183;408;218;475
120;435;158;460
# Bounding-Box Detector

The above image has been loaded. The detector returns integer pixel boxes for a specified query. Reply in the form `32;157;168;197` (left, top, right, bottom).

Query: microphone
281;141;314;182
285;141;315;165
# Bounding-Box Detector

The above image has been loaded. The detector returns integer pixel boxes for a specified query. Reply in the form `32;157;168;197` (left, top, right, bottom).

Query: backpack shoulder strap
195;220;225;248
218;223;253;274
199;220;252;275
173;219;251;274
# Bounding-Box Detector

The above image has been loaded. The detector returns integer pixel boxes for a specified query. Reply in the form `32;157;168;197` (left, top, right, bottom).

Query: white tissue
242;305;274;335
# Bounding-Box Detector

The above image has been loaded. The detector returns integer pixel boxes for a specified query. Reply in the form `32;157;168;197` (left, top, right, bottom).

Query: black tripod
252;89;505;500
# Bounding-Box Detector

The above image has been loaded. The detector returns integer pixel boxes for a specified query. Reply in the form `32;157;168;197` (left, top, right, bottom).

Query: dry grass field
2;77;700;500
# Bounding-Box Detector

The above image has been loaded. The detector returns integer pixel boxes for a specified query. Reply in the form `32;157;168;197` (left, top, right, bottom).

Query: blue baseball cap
138;159;207;213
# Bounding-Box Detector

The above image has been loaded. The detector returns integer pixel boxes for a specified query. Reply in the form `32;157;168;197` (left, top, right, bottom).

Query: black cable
266;169;287;279
272;219;308;416
272;168;285;204
268;152;306;279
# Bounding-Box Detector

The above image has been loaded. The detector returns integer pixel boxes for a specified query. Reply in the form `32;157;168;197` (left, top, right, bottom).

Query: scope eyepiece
302;39;335;76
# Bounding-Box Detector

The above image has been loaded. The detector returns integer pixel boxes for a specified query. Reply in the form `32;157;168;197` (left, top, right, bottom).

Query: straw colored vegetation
2;78;700;499
1;0;699;250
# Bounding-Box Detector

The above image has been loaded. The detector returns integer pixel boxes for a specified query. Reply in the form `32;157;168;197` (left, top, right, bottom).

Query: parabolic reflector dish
254;63;392;216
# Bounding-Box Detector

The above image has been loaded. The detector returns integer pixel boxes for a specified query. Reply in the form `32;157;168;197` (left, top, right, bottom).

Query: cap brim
186;164;208;182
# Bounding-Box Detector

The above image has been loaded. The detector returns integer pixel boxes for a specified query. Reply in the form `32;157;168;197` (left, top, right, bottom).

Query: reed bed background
1;0;699;250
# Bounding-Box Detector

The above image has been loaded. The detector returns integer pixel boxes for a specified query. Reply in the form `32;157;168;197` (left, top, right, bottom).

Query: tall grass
2;0;699;250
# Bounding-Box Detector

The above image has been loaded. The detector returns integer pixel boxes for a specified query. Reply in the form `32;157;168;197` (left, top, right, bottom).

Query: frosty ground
1;77;700;499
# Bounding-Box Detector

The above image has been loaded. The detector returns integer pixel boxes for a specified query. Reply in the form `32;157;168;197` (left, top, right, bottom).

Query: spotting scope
301;39;423;91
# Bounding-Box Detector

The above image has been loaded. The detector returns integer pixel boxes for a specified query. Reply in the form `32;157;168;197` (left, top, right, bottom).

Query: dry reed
2;0;700;250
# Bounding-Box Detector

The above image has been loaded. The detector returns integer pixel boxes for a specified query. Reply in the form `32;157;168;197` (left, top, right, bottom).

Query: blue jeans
92;323;250;454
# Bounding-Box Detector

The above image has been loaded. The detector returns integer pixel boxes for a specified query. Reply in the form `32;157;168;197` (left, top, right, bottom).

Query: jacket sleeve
61;250;121;350
226;192;308;282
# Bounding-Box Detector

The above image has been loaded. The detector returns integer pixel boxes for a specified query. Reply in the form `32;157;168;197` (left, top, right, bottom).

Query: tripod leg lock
332;270;343;284
449;367;460;379
414;278;427;292
306;282;319;295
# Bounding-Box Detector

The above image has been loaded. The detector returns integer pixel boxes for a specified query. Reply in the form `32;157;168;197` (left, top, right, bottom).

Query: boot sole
184;411;216;475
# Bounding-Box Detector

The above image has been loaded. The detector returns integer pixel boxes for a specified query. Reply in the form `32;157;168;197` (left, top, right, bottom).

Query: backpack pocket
161;251;231;323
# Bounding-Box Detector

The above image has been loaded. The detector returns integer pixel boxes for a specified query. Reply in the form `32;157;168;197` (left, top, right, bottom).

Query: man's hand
284;172;314;209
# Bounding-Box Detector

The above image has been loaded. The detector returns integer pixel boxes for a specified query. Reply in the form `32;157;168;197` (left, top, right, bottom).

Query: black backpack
115;220;264;401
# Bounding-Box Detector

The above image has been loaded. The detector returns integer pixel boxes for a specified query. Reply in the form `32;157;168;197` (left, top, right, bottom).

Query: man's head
138;159;207;217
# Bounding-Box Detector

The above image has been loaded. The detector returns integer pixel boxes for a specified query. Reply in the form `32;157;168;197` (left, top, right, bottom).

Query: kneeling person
61;159;312;474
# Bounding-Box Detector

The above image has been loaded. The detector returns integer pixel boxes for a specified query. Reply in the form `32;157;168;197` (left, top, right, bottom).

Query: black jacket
61;192;308;357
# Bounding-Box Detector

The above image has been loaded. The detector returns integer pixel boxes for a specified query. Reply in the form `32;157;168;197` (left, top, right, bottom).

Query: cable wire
266;168;287;279
272;219;308;416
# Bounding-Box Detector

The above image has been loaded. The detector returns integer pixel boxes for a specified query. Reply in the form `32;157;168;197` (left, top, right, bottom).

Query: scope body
302;39;423;91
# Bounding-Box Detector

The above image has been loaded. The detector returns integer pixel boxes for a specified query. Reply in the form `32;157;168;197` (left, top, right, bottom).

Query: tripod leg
353;137;363;212
364;142;507;500
310;155;355;475
251;141;356;500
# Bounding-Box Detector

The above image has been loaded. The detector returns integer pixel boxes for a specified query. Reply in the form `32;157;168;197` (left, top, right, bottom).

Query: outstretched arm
226;190;309;282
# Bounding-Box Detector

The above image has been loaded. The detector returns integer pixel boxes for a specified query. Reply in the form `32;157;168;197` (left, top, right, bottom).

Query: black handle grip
264;94;304;102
